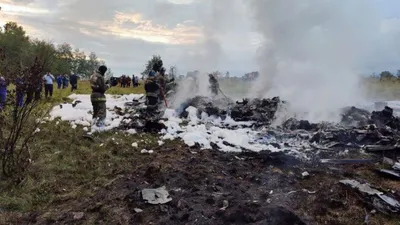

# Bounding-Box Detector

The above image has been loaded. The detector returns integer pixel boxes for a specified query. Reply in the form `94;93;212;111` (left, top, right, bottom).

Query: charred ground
3;140;399;225
1;82;400;225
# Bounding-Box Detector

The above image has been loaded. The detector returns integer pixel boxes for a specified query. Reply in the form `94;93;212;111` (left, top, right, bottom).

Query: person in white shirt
42;72;55;98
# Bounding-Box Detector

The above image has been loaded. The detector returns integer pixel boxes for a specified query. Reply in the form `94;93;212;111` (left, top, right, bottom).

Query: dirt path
9;141;400;225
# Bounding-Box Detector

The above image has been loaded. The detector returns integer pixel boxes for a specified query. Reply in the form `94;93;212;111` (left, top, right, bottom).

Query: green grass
0;120;161;212
0;80;146;213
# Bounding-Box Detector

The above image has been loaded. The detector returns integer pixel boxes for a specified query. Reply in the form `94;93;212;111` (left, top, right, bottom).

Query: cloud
0;0;400;79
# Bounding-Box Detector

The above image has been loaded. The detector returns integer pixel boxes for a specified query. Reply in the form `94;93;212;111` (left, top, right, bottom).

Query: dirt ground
3;140;400;225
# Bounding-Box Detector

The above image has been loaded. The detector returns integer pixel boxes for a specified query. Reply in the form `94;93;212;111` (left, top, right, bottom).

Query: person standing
208;74;219;96
42;72;55;98
145;70;161;112
0;76;7;110
62;74;69;89
90;65;110;128
57;75;63;89
70;73;78;92
15;76;24;107
126;76;131;87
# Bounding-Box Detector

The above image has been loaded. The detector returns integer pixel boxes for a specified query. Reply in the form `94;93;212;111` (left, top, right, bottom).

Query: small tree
0;47;52;180
169;66;177;79
380;71;394;81
141;55;163;76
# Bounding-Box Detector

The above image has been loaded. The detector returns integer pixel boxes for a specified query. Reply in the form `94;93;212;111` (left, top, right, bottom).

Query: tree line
0;22;112;80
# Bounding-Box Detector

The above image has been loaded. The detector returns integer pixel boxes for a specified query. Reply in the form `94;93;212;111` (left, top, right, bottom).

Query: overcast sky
0;0;400;76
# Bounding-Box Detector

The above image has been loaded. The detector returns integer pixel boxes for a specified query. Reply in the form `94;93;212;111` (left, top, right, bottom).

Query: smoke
247;0;382;122
171;0;245;107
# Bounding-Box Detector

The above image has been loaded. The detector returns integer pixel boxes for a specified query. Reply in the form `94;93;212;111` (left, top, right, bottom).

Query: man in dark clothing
0;76;6;110
90;65;110;128
145;70;160;112
15;77;24;107
70;73;78;92
209;74;219;96
120;75;126;88
126;76;131;87
26;77;42;104
57;75;63;89
132;75;137;87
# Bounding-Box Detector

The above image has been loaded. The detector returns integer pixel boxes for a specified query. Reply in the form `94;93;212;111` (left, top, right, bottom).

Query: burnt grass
3;139;398;225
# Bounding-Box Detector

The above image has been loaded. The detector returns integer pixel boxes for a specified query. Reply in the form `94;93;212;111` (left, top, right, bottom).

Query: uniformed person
90;65;110;127
209;74;219;96
144;70;160;112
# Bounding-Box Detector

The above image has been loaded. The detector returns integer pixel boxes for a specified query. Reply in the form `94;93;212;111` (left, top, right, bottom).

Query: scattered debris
340;179;400;213
132;142;138;148
377;169;400;180
133;208;143;213
393;162;400;171
72;212;84;220
141;186;172;205
220;200;229;211
141;149;154;154
301;171;310;178
321;159;375;164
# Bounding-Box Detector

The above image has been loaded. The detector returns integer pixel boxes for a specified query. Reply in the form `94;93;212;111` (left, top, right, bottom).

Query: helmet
149;71;156;77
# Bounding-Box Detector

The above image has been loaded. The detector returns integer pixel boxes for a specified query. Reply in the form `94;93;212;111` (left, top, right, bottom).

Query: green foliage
141;55;163;76
0;22;110;79
379;71;394;80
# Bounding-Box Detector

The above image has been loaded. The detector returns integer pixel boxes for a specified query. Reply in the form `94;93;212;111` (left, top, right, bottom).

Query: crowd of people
118;75;140;88
0;72;80;111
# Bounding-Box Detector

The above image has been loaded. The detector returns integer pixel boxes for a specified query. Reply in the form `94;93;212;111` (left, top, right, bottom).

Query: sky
0;0;400;77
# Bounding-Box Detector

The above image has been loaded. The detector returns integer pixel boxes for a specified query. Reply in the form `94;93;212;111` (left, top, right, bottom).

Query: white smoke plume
171;0;245;108
246;0;382;122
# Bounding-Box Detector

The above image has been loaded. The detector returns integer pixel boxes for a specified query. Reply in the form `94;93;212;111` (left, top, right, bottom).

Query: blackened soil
9;142;400;225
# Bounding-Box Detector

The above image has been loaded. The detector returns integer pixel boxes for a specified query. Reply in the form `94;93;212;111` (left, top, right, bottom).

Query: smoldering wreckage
50;80;400;224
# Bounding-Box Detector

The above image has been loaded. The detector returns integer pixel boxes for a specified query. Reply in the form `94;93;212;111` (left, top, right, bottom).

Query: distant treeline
0;22;112;79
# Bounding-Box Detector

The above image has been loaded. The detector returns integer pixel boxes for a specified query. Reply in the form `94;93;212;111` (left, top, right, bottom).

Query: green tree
0;22;30;76
72;48;87;76
141;55;163;76
86;52;100;77
380;71;394;81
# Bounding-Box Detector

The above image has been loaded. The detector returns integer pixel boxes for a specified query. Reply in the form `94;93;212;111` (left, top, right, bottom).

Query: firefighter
145;70;160;111
209;74;219;96
90;65;110;128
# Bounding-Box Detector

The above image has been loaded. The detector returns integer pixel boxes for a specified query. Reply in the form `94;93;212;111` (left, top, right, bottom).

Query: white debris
126;129;137;134
83;127;88;132
34;128;40;133
393;162;400;171
340;180;383;195
134;208;143;213
49;94;308;156
49;94;143;132
99;143;104;147
302;172;310;178
141;186;172;204
141;149;154;154
132;142;138;148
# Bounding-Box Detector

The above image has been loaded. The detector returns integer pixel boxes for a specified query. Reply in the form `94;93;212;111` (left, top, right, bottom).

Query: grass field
0;81;147;214
0;78;400;223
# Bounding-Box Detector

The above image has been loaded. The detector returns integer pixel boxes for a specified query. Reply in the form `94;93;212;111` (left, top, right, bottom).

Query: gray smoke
246;0;382;122
171;0;245;107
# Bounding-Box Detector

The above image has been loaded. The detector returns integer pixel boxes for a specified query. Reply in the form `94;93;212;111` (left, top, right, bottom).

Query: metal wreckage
114;78;400;219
